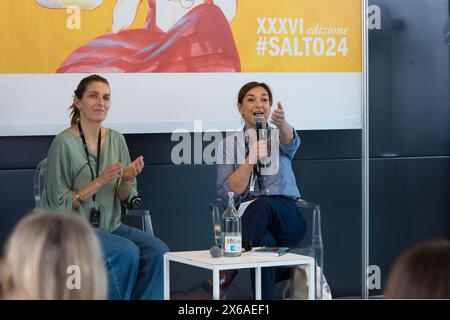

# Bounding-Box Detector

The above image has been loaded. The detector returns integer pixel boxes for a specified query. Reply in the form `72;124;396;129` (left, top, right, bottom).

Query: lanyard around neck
243;127;263;191
77;121;101;202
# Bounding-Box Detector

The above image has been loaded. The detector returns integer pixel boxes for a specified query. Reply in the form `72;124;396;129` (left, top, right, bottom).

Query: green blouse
43;128;137;232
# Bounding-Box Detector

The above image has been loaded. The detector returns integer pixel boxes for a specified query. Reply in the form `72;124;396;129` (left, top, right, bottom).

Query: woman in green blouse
43;74;168;300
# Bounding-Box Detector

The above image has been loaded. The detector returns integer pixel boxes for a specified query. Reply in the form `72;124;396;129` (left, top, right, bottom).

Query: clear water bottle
221;192;242;257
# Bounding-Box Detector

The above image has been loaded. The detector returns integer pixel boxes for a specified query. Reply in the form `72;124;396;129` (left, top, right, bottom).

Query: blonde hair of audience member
1;211;107;299
384;239;450;299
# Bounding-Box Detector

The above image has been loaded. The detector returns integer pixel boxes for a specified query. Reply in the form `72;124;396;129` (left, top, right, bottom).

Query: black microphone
254;113;266;141
254;113;269;170
129;196;141;209
121;195;142;216
210;245;223;258
253;113;266;190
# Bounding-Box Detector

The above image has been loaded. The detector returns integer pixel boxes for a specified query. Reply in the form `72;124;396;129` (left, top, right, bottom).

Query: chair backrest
294;199;323;252
209;199;224;246
34;158;47;208
209;197;324;299
293;199;324;300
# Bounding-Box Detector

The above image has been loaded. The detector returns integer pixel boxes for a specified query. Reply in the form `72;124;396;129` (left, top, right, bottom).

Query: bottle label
224;235;242;253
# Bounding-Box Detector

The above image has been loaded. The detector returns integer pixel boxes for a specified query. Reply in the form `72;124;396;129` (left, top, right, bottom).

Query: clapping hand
97;162;122;186
122;156;144;181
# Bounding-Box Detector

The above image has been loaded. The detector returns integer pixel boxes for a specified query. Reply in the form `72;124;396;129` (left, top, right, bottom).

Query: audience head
1;211;107;300
384;239;450;299
70;74;110;126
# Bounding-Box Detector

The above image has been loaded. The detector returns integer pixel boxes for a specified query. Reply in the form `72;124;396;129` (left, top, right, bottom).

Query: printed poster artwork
0;0;361;74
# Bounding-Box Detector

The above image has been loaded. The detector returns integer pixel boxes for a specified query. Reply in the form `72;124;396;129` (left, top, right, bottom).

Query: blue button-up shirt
216;127;301;205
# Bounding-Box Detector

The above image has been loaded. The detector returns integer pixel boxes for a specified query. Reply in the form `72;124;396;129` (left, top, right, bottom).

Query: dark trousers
242;196;306;299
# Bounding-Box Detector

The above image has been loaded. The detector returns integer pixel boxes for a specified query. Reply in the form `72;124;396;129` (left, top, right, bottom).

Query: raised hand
270;102;288;128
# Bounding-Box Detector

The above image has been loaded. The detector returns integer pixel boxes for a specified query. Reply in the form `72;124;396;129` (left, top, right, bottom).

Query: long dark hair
69;75;109;126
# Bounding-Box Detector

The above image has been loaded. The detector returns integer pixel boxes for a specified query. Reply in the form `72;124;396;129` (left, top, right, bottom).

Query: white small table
163;250;315;300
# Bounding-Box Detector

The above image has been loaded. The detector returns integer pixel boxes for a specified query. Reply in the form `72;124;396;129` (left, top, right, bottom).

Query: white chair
33;157;154;235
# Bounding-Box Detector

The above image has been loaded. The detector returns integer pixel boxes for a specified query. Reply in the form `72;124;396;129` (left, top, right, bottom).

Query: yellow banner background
0;0;361;73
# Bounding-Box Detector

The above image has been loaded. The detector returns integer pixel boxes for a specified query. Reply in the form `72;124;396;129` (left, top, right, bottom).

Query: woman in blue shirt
216;82;307;299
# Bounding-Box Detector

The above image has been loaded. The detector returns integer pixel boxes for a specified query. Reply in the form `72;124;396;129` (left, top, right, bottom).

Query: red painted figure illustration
37;0;240;73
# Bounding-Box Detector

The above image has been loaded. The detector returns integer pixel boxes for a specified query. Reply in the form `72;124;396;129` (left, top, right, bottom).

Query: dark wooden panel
369;157;450;296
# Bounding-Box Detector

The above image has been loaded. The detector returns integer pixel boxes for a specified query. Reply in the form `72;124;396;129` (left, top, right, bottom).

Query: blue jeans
96;224;169;300
242;196;306;299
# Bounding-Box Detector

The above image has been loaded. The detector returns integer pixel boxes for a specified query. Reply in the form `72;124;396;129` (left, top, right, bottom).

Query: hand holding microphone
247;140;268;165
